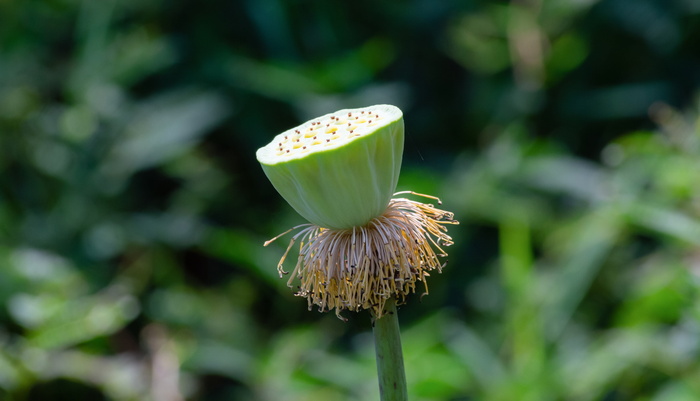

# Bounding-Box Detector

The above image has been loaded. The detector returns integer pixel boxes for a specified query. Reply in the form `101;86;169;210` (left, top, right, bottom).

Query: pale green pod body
256;104;404;229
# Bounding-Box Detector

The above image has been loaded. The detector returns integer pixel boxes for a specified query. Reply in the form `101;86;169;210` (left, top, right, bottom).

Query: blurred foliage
2;0;700;400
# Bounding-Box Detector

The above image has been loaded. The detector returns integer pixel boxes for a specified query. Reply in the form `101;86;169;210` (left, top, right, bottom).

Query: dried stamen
264;193;458;319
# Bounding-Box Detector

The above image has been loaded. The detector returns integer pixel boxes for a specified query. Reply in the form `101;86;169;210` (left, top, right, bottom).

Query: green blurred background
2;0;700;400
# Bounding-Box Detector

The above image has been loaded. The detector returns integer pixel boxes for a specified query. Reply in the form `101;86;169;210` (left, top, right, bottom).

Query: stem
372;298;407;401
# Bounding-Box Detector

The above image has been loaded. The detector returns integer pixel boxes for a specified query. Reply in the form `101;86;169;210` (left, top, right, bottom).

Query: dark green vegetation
2;0;700;400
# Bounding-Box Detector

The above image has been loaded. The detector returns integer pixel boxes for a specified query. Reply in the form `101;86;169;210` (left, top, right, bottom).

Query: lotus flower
257;104;457;319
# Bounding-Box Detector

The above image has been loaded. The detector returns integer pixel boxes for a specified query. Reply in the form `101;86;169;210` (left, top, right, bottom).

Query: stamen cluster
266;193;458;319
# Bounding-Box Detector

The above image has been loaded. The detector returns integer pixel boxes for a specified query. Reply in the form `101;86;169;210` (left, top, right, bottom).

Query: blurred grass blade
105;89;230;175
444;321;507;389
542;208;620;339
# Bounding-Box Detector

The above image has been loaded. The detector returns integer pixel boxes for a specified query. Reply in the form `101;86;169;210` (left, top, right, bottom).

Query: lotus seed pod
256;104;404;229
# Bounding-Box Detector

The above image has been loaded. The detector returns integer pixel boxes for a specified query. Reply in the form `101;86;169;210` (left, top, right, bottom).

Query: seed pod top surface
256;104;404;229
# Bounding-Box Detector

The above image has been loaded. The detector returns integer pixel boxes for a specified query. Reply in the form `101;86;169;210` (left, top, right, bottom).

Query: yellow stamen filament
264;193;458;319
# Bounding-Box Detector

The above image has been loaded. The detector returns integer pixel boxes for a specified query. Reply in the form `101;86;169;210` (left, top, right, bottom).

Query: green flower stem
372;298;407;401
